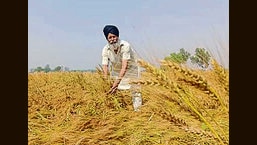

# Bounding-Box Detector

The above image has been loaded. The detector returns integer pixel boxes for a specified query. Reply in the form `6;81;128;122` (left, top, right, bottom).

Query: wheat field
28;59;229;145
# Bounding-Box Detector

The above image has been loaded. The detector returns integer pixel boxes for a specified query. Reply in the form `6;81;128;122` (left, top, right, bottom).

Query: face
107;33;118;44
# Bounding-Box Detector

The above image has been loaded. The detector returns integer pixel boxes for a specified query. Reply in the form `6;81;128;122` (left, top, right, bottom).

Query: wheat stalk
160;60;228;111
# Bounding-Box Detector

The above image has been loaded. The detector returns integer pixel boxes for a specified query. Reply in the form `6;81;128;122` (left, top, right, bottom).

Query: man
101;25;142;111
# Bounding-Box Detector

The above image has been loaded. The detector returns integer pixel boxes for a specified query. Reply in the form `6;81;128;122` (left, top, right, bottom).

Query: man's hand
107;79;121;94
107;86;118;94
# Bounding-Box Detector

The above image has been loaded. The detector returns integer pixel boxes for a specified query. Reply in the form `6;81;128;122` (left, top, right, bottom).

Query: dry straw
29;37;228;144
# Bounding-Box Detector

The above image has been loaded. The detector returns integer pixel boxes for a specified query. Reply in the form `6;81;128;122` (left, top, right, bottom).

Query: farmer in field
101;24;142;111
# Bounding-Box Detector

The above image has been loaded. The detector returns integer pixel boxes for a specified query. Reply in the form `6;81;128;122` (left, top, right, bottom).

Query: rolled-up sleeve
102;47;109;65
122;44;131;60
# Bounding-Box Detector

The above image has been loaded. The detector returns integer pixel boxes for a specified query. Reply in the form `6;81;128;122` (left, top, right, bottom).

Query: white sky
28;0;229;71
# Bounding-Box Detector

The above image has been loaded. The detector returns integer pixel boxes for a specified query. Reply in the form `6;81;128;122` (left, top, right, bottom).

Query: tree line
164;47;211;69
30;64;70;73
30;47;213;73
30;64;96;73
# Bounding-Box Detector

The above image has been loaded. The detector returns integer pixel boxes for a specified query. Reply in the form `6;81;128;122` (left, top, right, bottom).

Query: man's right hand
107;79;121;94
107;86;117;94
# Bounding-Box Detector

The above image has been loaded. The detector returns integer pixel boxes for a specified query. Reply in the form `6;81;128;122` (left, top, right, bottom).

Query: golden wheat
28;58;229;145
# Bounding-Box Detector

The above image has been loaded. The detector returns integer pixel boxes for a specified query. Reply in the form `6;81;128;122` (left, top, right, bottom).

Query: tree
190;48;211;69
164;48;191;64
53;66;62;72
33;66;44;72
44;64;51;72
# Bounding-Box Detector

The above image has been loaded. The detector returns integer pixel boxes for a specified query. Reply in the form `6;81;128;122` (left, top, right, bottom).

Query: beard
109;41;120;51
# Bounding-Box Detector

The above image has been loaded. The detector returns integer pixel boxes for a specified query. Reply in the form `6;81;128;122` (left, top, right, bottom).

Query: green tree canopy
53;66;62;72
164;48;191;64
33;66;44;72
190;48;211;69
44;64;51;72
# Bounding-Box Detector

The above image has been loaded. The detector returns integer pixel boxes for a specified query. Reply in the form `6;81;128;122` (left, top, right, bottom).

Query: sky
28;0;229;71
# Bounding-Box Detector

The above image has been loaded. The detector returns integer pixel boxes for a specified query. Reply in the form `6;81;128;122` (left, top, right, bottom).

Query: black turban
103;25;119;39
